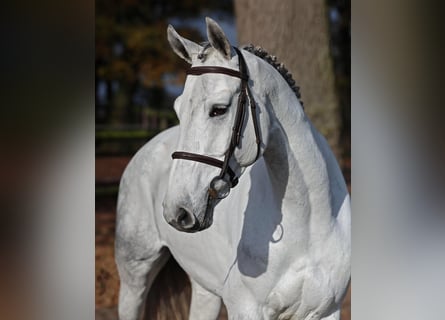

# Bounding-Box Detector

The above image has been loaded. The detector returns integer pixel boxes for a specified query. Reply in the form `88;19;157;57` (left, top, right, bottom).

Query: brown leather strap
172;151;238;187
236;47;262;164
186;66;247;80
246;85;261;163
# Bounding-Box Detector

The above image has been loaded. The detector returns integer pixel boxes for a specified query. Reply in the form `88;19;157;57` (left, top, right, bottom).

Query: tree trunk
235;0;341;156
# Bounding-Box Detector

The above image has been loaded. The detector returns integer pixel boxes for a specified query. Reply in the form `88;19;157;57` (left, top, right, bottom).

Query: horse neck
257;66;334;230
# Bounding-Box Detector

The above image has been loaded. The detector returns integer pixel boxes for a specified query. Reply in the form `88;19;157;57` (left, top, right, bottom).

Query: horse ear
206;17;232;60
167;25;202;64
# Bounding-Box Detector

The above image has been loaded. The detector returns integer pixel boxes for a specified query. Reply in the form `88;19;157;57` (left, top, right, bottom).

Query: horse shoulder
116;126;179;259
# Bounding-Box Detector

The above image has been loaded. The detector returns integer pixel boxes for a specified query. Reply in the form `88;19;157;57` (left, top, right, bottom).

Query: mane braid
242;44;304;108
197;42;304;108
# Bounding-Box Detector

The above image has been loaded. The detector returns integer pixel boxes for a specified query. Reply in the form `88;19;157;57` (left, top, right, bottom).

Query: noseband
171;47;262;192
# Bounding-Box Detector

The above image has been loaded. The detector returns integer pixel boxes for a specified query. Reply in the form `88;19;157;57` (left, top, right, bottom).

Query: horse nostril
176;208;196;229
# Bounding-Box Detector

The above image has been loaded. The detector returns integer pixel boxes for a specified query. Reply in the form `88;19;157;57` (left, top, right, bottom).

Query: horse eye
209;106;227;117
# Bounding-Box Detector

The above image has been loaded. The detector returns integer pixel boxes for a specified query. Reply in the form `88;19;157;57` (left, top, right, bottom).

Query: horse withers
115;17;350;320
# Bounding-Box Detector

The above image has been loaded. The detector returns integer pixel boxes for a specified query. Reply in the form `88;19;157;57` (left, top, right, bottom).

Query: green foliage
96;0;233;127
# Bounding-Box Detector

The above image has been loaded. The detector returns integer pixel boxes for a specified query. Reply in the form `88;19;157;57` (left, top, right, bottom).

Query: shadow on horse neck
236;119;290;277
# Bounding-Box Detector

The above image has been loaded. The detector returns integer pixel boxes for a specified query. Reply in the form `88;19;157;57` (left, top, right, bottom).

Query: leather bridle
171;47;261;195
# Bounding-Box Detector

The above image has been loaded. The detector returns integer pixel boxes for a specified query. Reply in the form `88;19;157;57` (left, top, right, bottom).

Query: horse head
163;18;271;232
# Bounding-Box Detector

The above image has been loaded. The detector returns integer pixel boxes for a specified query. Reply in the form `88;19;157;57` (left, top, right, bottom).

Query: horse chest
272;263;337;316
227;258;337;319
228;217;340;318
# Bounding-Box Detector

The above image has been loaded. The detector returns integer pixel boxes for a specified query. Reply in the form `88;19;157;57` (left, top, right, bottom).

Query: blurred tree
95;0;233;126
235;0;344;156
326;0;351;152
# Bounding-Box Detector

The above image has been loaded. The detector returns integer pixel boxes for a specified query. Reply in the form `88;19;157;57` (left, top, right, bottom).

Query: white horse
115;17;350;320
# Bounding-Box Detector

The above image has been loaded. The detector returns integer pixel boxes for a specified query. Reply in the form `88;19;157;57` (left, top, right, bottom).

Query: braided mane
198;42;304;107
242;44;304;108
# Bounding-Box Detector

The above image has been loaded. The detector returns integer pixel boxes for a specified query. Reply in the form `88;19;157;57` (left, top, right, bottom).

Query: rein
171;47;261;194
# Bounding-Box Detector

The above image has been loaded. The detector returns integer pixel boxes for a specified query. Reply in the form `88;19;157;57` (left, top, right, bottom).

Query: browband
186;66;247;81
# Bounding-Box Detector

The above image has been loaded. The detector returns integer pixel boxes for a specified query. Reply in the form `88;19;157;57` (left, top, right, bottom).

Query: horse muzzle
163;177;229;233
